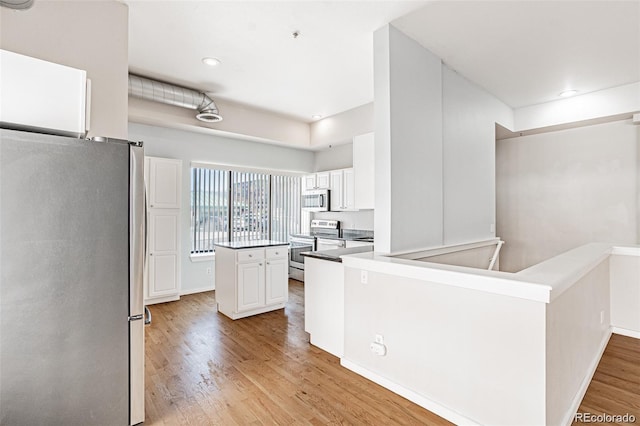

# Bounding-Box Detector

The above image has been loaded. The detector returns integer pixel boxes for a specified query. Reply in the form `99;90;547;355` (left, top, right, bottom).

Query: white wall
129;96;310;149
442;66;513;245
514;82;640;132
310;103;373;148
374;24;443;254
342;266;547;425
314;143;353;172
610;253;640;335
129;123;314;294
496;120;639;272
0;1;129;139
312;210;374;231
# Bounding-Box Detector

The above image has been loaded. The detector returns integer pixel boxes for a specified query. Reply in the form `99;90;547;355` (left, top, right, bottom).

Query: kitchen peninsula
214;240;289;320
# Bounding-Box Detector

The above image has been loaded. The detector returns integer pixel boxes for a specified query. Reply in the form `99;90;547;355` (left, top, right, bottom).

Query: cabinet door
237;261;265;312
316;172;330;189
265;258;288;305
147;211;180;298
303;174;317;191
343;168;356;210
329;170;344;211
353;132;375;209
148;157;182;209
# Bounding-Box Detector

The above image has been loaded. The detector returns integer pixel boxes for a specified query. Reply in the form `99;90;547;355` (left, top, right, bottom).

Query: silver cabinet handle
149;253;153;256
275;251;279;255
144;306;152;325
249;254;253;257
259;263;263;266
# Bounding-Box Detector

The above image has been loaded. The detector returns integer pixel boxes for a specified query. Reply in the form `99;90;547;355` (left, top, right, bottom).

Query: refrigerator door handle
144;306;152;325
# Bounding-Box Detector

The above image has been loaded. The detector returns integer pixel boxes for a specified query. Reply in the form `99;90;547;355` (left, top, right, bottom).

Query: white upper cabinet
303;172;330;190
353;132;375;210
330;168;356;211
316;172;330;189
0;49;88;137
147;157;182;209
303;174;316;191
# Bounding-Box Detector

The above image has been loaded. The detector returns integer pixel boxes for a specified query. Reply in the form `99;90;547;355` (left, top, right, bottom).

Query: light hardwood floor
145;280;640;425
144;280;452;425
573;334;640;425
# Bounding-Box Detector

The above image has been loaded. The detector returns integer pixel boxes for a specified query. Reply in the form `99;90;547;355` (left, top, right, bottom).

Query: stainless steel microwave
301;189;330;211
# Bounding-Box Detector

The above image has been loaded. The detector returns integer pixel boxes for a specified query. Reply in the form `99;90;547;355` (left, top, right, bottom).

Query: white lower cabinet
265;257;288;304
237;261;265;311
215;245;289;319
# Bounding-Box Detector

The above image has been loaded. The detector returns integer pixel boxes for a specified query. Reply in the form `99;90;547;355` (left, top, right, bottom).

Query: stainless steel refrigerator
0;128;146;425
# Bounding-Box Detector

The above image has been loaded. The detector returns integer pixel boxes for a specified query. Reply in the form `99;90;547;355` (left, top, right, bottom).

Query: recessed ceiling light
311;114;323;120
559;89;578;98
202;57;221;67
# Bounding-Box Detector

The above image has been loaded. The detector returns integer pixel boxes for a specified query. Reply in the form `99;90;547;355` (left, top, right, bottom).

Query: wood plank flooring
144;280;452;425
573;334;640;425
145;280;640;425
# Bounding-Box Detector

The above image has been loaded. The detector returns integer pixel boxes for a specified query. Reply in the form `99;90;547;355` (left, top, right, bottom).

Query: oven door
316;238;345;251
289;240;313;267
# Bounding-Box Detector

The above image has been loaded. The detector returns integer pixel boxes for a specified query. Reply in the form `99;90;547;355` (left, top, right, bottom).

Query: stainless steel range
289;220;341;282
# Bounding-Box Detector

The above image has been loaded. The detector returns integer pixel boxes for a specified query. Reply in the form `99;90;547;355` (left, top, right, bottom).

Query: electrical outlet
370;342;387;356
600;310;605;325
206;267;212;275
375;334;384;344
490;223;496;233
360;270;368;284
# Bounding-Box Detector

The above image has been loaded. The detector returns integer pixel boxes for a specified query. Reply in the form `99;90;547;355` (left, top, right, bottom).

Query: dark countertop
214;240;289;250
301;246;374;263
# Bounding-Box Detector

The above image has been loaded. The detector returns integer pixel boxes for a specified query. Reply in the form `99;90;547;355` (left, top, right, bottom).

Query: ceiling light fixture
202;57;221;67
311;114;323;120
559;89;578;98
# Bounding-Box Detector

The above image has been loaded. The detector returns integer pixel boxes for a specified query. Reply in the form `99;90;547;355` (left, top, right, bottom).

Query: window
190;167;301;253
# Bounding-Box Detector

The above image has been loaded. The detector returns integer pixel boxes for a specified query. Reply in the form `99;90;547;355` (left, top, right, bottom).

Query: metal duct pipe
0;0;34;10
128;74;222;123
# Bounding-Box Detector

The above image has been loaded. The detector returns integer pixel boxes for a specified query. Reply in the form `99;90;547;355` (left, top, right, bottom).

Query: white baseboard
560;330;612;426
144;294;180;305
180;286;215;296
612;326;640;339
339;359;479;426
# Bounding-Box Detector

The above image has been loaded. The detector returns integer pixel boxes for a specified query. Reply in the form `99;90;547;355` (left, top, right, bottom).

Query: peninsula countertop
301;246;374;262
214;240;289;250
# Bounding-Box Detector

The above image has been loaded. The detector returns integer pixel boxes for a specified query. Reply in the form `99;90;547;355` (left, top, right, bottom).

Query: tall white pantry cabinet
144;157;182;305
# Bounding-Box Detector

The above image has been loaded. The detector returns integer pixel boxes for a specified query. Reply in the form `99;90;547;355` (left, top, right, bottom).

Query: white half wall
545;260;611;426
497;119;639;272
342;266;546;425
0;0;129;139
129;123;314;294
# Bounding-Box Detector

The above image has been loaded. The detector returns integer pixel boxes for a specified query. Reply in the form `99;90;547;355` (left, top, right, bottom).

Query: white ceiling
126;0;640;124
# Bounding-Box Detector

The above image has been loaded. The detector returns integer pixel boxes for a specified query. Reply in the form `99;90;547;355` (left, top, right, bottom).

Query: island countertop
214;240;289;250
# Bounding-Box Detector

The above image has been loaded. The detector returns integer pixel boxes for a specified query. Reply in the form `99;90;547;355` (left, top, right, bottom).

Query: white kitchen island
214;240;289;320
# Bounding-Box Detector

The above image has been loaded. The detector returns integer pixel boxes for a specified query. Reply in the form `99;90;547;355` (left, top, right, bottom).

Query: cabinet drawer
237;249;265;263
266;246;288;259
